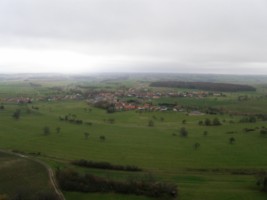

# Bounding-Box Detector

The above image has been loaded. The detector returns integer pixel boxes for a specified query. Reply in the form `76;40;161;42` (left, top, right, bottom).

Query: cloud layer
0;0;267;74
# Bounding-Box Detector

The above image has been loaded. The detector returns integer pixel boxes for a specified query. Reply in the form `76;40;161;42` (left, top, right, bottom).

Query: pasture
0;151;57;200
0;74;267;200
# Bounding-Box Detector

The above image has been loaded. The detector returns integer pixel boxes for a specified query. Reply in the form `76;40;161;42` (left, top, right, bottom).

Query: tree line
71;159;142;172
150;81;256;92
56;169;178;199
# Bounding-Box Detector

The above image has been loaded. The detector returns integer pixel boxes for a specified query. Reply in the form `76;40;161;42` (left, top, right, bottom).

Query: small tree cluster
199;118;221;126
59;114;83;124
243;128;255;132
239;116;257;123
94;101;115;113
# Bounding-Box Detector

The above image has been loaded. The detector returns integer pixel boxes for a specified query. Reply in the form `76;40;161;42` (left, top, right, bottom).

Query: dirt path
33;157;66;200
0;149;65;200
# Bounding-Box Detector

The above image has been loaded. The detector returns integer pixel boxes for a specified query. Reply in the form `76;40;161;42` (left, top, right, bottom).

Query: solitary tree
100;135;106;141
203;131;208;136
193;142;200;150
56;127;61;134
84;132;89;139
229;137;235;144
43;126;50;135
12;109;21;120
148;120;154;127
180;127;188;137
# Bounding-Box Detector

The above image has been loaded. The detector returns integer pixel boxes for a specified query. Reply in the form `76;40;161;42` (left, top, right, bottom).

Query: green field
0;74;267;200
0;151;57;200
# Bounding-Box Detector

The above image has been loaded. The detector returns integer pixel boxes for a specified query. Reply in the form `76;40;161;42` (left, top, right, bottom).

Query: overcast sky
0;0;267;74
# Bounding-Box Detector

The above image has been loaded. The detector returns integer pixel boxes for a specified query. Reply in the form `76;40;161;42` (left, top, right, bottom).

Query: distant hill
150;81;256;92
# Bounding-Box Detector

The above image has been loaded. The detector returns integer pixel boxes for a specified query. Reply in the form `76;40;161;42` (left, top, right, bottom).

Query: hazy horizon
1;0;267;75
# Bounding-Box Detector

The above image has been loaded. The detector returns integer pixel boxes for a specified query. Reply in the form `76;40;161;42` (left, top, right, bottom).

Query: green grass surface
0;152;56;199
0;76;267;200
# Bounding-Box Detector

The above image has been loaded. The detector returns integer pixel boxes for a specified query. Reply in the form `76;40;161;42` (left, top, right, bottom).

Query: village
1;86;224;113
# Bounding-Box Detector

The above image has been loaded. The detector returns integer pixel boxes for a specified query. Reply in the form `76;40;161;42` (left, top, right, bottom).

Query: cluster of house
90;89;220;102
1;87;222;114
113;102;184;112
87;89;223;111
1;94;83;103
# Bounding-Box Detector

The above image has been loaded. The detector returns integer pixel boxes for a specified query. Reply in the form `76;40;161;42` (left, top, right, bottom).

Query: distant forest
150;81;256;92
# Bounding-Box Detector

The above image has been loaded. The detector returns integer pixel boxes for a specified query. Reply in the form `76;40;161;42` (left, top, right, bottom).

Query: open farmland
0;74;267;200
0;151;58;200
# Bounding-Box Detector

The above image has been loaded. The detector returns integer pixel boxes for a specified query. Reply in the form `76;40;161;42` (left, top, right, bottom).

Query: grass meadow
0;151;56;199
0;76;267;200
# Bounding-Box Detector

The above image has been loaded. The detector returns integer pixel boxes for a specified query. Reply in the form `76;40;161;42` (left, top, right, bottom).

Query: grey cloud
0;0;267;74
